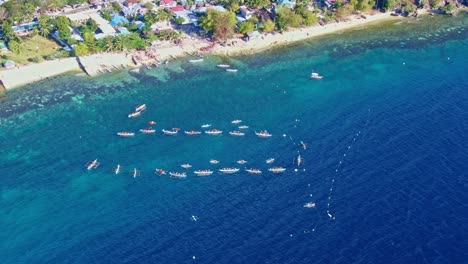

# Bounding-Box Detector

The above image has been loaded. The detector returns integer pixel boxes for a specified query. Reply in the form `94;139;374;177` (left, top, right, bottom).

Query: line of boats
117;129;272;138
187;58;238;72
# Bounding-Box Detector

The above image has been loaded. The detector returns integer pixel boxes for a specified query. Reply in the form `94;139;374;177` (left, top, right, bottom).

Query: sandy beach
0;10;418;90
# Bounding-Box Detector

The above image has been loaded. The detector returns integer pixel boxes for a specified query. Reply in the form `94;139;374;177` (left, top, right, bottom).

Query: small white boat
300;141;307;150
246;168;262;175
85;159;100;170
231;120;242;124
255;130;272;138
205;129;222;136
194;170;213;176
170;172;187;178
237;160;247;164
311;72;323;80
238;125;249;129
188;58;203;63
226;69;238;72
131;168;140;178
304;202;316;208
181;164;192;169
229;131;245;136
128;111;141;118
209;159;219;164
135;104;146;112
217;64;230;68
117;132;135;137
296;155;304;166
266;158;275;164
148;121;157;125
139;128;156;134
268;167;286;173
162;128;179;135
219;168;240;174
201;124;212;128
113;164;122;174
184;130;201;135
155;168;167;175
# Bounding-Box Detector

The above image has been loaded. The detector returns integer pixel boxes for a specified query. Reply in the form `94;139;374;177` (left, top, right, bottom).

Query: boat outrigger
194;170;214;176
170;172;187;178
135;104;146;112
229;131;245;136
268;167;286;173
85;159;100;170
113;164;122;174
304;202;316;208
255;130;272;138
155;168;167;175
181;164;192;169
162;128;179;135
311;72;323;80
128;111;141;118
205;129;223;136
117;132;135;137
237;160;248;164
246;168;262;175
139;128;156;134
219;168;240;174
184;130;201;135
131;168;140;178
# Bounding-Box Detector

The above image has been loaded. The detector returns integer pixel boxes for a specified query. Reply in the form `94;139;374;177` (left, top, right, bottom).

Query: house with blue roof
110;15;129;27
277;0;296;8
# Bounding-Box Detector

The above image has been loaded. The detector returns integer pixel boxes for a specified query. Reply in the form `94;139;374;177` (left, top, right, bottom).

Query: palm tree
9;39;25;55
104;37;115;52
113;36;125;51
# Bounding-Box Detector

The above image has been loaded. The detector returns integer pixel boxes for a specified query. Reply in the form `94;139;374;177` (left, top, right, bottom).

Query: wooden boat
231;119;242;124
205;129;222;136
311;72;323;80
194;170;213;176
155;168;167;175
128;111;141;118
162;128;179;135
85;159;100;170
135;104;146;112
217;64;230;68
188;58;203;63
184;130;201;135
229;131;245;136
219;168;240;174
268;167;286;173
170;172;187;178
255;130;272;138
246;168;262;175
139;128;156;134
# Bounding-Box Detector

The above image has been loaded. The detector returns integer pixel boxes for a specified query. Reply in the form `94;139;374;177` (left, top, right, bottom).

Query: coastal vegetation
0;0;465;68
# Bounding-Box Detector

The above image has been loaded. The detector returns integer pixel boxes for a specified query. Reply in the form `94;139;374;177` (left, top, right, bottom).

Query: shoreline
0;9;437;90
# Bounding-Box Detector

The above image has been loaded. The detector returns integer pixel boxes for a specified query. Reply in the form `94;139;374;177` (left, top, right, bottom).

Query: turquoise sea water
1;14;467;263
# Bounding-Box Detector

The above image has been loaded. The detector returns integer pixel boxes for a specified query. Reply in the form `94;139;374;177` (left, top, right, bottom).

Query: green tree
199;9;217;33
39;15;51;37
403;0;416;13
0;7;10;21
103;36;115;52
144;12;158;25
260;19;275;33
100;9;112;21
336;4;355;19
238;21;255;34
356;0;375;11
86;18;99;33
74;43;89;56
229;2;240;13
199;10;237;41
67;0;87;5
54;16;71;41
1;19;14;41
83;31;96;51
8;38;24;54
111;2;122;13
430;0;440;8
442;3;456;14
244;0;270;8
302;11;318;26
175;16;185;25
145;2;154;10
384;0;400;10
157;9;173;21
275;6;302;32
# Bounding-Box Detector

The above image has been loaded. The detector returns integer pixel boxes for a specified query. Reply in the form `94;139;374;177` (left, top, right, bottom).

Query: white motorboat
131;168;140;178
205;129;223;136
231;120;242;124
170;172;187;178
128;111;141;118
135;104;146;112
117;132;135;137
181;164;192;169
162;128;179;135
184;130;201;135
155;168;167;175
219;168;240;174
237;160;247;164
246;168;262;175
85;159;100;170
266;158;275;164
238;125;249;129
255;130;272;138
139;128;156;134
226;69;238;72
201;124;212;128
311;72;323;80
209;159;219;164
229;131;245;136
217;64;230;68
113;164;122;174
304;202;316;208
188;58;203;63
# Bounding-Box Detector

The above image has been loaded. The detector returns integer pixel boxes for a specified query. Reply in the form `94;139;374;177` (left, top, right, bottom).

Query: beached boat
237;160;248;164
266;158;275;164
194;170;213;176
162;128;179;135
105;67;112;73
217;64;230;68
148;121;157;125
131;168;140;178
128;111;141;118
229;131;245;136
188;58;203;63
311;72;323;80
170;172;187;178
113;164;122;174
231;119;242;124
303;202;316;208
226;69;238;72
268;167;286;173
117;132;135;137
255;130;272;138
139;128;156;134
170;55;177;60
181;164;192;169
130;68;140;73
209;159;219;164
85;159;100;170
155;168;167;175
184;130;201;135
246;168;262;175
135;104;146;112
205;129;223;136
219;168;240;174
164;60;169;65
238;125;249;129
201;124;212;128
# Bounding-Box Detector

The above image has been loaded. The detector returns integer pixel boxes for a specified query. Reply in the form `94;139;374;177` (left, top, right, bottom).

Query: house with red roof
160;0;176;8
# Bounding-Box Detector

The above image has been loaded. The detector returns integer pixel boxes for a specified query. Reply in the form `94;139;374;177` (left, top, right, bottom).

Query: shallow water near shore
1;13;468;263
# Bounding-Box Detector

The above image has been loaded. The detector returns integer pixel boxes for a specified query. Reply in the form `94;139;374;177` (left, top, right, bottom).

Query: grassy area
2;35;62;65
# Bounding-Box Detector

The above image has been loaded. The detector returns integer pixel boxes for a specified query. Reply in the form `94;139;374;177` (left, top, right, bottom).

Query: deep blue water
1;14;468;263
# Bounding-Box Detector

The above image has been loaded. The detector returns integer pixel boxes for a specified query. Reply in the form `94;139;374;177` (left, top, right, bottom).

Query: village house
160;0;177;9
170;6;198;25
